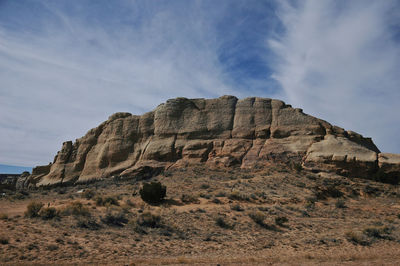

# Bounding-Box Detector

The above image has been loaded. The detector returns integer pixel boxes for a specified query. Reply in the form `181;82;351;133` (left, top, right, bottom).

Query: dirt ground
1;164;400;265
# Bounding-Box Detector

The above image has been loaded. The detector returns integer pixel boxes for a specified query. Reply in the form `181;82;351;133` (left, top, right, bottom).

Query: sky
0;0;399;173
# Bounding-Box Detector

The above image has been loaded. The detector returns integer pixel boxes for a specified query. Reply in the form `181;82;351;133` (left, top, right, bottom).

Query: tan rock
24;95;394;188
378;153;400;173
304;135;378;176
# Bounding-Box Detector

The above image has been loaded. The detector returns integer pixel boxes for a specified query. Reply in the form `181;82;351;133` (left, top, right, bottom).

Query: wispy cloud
0;1;276;166
2;0;398;167
270;0;400;153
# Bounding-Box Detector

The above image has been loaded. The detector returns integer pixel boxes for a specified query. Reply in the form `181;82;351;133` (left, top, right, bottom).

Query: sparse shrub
95;196;104;206
314;186;343;200
240;174;253;179
61;201;90;217
0;236;9;245
46;244;59;251
82;189;96;199
139;182;166;205
27;242;39;250
12;192;28;200
231;204;244;212
292;162;303;172
229;191;250;201
103;196;119;206
200;193;211;199
215;191;226;197
306;174;317;180
163;171;173;177
57;188;67;194
136;212;162;228
95;195;119;206
200;183;210;189
215;217;234;229
275;216;288;226
363;226;392;239
24;201;44;218
345;231;370;246
102;208;128;226
363;185;380;195
212;197;222;204
335;199;347;208
39;207;58;220
305;197;316;209
125;199;135;207
181;193;199;204
249;211;266;225
76;216;101;230
0;213;8;220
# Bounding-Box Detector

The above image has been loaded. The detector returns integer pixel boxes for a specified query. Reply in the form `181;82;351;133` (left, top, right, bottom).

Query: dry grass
0;165;400;264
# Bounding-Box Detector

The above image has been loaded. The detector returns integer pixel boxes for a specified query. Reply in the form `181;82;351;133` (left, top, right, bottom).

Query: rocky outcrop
23;96;399;188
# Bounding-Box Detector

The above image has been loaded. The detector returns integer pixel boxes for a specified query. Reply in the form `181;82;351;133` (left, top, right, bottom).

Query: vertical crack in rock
229;96;239;139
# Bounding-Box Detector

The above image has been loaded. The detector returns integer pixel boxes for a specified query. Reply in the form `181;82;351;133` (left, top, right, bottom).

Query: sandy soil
1;165;400;265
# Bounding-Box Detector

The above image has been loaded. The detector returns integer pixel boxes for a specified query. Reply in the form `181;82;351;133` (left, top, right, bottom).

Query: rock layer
23;96;399;187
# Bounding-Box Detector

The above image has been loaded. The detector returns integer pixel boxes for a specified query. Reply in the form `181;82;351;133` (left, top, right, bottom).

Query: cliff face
21;96;400;188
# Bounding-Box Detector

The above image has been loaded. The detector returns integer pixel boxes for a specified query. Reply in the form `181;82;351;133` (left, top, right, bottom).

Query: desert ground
1;164;400;265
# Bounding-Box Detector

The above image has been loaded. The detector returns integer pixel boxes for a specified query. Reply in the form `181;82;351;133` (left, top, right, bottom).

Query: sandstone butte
19;96;400;188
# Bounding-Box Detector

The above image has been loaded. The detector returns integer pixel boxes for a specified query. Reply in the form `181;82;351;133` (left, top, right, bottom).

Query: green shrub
139;182;166;204
0;213;8;220
39;207;58;220
24;201;44;218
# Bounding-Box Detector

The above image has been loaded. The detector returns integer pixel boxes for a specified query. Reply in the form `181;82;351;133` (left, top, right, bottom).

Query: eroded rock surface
24;96;399;187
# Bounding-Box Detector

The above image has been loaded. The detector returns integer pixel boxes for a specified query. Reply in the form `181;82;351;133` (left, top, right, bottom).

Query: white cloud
270;0;400;153
0;2;238;166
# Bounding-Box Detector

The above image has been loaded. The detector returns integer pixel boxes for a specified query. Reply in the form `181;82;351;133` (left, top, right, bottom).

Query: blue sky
1;0;399;172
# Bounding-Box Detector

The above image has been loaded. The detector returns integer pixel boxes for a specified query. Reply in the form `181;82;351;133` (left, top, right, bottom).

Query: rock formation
21;96;399;188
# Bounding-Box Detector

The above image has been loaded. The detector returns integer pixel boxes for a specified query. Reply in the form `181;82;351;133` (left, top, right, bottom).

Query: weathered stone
24;96;399;188
378;153;400;176
304;135;378;176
